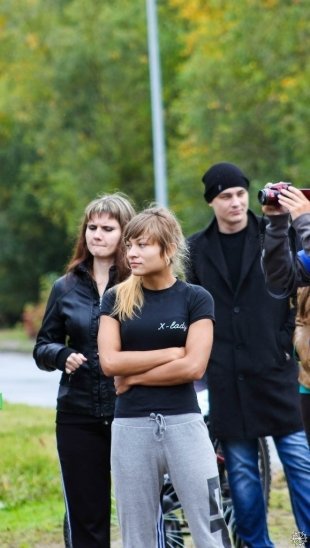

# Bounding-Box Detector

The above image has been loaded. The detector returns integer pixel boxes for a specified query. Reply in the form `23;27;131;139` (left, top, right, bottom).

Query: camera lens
257;188;280;206
257;190;267;205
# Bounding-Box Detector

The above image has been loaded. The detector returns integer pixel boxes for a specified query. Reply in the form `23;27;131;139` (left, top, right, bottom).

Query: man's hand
278;186;310;221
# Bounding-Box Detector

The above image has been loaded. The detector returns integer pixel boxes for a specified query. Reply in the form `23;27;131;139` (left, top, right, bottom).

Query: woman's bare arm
114;318;213;394
98;315;185;377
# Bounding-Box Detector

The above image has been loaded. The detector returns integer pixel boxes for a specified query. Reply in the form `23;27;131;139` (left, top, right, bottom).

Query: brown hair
66;193;136;282
297;286;310;319
113;205;188;320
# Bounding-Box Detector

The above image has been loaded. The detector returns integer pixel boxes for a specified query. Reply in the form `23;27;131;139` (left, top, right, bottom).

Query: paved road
0;351;283;472
0;351;60;408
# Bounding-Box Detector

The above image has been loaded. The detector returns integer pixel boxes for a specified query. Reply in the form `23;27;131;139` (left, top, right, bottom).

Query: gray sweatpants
111;413;231;548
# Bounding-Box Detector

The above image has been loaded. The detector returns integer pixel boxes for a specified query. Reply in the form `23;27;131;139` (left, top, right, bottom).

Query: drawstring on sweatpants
149;413;167;441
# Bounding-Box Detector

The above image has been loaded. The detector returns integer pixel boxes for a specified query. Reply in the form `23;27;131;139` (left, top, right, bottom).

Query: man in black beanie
187;162;310;547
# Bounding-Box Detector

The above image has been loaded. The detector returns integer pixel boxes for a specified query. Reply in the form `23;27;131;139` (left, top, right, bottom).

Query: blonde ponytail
113;275;144;320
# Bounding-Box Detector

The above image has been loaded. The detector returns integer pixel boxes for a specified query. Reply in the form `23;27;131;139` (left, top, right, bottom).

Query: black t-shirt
100;279;214;417
219;228;247;290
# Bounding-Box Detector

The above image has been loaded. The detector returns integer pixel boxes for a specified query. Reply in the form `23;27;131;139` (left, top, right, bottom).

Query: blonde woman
98;206;230;548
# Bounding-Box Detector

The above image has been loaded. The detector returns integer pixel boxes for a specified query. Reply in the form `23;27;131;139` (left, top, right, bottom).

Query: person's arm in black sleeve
33;281;75;372
261;213;296;298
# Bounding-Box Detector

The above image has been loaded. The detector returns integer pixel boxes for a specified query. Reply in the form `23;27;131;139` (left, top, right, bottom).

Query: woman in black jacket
33;193;135;548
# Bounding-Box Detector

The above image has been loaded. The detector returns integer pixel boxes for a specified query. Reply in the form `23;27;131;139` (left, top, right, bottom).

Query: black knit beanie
202;162;250;203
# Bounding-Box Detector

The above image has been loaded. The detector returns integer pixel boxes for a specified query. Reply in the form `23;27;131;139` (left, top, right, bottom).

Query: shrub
22;273;58;338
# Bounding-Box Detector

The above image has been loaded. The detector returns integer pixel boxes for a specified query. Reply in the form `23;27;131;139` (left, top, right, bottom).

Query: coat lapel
235;214;260;295
203;213;260;295
203;221;233;292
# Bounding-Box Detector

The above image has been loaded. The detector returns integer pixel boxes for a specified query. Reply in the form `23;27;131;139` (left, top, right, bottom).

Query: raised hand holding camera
258;182;310;220
277;185;310;220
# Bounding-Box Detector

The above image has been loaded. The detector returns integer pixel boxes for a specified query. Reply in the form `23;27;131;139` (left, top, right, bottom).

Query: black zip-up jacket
262;212;310;296
33;262;117;418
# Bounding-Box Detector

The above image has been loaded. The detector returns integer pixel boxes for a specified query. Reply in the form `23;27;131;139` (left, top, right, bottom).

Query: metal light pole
145;0;168;207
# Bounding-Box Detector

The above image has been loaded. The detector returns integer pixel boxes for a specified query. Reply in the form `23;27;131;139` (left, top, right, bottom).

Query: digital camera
258;182;310;207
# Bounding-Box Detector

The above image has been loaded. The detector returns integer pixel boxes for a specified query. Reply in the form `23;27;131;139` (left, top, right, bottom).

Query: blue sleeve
298;250;310;273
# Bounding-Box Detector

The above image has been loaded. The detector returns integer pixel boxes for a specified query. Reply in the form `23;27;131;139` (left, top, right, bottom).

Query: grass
268;472;296;545
0;402;65;547
0;403;298;548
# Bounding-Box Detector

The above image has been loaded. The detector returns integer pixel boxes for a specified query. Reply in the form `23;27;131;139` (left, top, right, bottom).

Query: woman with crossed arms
98;206;230;548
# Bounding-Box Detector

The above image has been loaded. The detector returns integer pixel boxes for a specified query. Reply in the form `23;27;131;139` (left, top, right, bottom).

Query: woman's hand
65;352;87;374
114;375;131;395
113;349;185;394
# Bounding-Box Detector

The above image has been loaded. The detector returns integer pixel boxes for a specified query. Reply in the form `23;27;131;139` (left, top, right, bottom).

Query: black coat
33;263;116;418
187;211;303;439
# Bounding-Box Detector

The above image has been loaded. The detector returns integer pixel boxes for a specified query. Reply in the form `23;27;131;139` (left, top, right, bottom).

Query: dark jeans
56;419;112;548
221;432;310;548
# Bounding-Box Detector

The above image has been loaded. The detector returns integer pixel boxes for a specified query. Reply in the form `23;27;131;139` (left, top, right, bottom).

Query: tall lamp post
146;0;168;207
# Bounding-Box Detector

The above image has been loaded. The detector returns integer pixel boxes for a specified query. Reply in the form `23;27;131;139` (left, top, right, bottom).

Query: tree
0;0;183;324
168;0;310;233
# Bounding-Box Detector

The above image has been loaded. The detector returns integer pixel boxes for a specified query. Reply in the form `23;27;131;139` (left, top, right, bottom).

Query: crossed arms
98;316;213;395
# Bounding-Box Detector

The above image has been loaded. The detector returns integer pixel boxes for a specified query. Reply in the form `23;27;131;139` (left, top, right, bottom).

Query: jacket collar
201;210;261;294
75;261;118;289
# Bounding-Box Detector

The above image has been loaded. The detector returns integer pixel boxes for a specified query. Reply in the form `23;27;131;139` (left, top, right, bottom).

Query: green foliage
168;0;310;234
22;0;156;231
0;192;71;325
0;0;183;324
22;273;59;338
0;0;309;322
